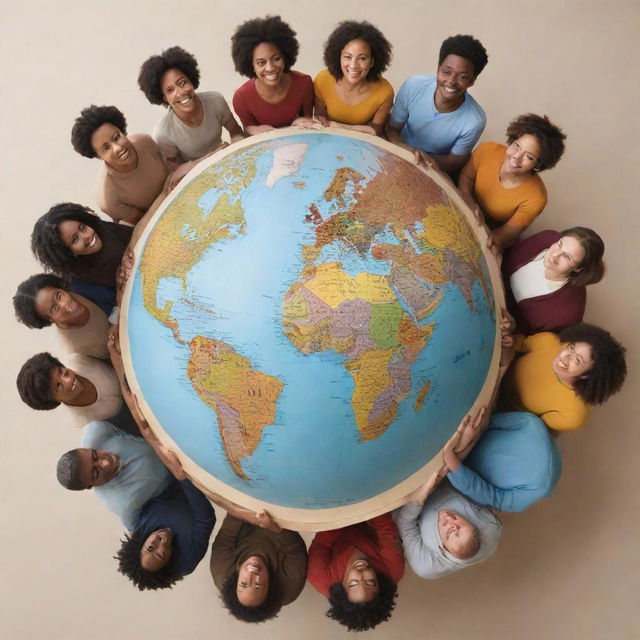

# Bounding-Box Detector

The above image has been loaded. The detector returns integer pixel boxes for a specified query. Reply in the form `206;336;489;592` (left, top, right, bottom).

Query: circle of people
13;16;628;632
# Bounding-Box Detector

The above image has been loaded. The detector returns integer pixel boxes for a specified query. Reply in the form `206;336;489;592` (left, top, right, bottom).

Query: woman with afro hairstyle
71;105;171;225
138;46;244;175
307;513;404;632
502;227;605;334
499;323;627;432
314;20;393;136
231;15;314;135
458;113;567;252
31;202;131;290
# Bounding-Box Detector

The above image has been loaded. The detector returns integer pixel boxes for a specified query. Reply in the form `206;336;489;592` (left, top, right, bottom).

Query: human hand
442;431;462;472
107;327;122;368
454;405;486;455
291;117;325;130
414;149;435;170
212;141;229;153
256;509;282;533
405;470;442;505
499;309;515;336
160;446;187;481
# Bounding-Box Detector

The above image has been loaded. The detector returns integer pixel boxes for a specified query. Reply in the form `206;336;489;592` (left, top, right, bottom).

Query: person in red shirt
307;512;404;632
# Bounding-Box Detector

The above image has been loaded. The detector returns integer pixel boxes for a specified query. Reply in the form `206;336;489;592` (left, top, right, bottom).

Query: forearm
386;123;413;150
430;152;469;174
490;222;527;251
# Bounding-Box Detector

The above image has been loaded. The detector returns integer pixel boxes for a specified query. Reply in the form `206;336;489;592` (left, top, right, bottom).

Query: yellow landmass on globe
187;335;283;480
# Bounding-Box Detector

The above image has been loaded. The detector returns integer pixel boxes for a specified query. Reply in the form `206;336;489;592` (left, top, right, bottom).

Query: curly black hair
71;105;127;158
505;113;566;171
323;20;392;82
560;227;605;288
439;34;488;77
231;15;299;78
31;203;103;276
115;531;183;591
559;323;627;405
56;449;89;491
138;46;201;106
326;571;397;632
220;567;283;623
13;273;68;329
16;352;62;410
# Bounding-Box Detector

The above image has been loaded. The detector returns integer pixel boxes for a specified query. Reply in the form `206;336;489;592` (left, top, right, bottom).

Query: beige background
1;1;638;638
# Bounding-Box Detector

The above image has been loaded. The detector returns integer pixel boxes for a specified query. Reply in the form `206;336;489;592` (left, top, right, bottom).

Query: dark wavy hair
326;571;397;632
138;46;201;105
560;227;605;288
231;15;299;78
31;203;103;276
16;352;62;410
71;105;128;158
505;114;566;171
559;323;626;405
56;450;89;490
323;20;392;82
13;273;68;329
439;34;488;77
220;567;283;623
115;531;183;591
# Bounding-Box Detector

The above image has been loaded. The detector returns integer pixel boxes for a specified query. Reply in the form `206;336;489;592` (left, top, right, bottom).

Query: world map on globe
124;130;498;519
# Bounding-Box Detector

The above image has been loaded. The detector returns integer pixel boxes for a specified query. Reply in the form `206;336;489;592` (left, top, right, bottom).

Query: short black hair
559;323;627;405
56;449;88;490
31;203;103;276
17;352;62;410
115;531;183;591
220;567;283;623
231;15;299;78
138;46;201;105
438;34;488;77
13;273;68;329
506;113;566;171
71;105;128;158
326;571;397;632
561;227;605;288
323;20;392;82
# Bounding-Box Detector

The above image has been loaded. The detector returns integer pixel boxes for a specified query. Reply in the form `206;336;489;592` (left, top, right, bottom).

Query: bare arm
488;220;529;254
430;151;470;175
457;157;479;209
385;119;413;151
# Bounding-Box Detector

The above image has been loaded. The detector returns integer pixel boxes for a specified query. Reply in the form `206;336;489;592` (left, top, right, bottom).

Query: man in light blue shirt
56;420;173;530
388;34;488;175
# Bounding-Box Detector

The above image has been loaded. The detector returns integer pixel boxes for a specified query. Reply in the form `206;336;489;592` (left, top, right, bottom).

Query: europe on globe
122;129;501;530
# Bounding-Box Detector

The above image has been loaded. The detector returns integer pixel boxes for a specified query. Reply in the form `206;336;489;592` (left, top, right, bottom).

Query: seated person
394;480;502;579
13;274;110;359
307;513;404;632
445;412;562;512
502;227;605;334
114;459;216;590
138;45;244;175
500;324;627;431
314;20;393;136
458;114;567;251
16;352;138;435
71;105;171;225
211;513;308;623
31;203;132;289
231;15;314;134
387;34;488;174
56;420;173;530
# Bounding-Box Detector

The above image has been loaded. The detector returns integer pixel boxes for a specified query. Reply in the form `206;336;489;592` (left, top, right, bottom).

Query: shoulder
461;93;487;123
314;68;333;88
374;76;394;99
152;109;174;137
401;74;434;90
290;70;313;85
81;419;118;446
474;141;503;160
234;79;256;98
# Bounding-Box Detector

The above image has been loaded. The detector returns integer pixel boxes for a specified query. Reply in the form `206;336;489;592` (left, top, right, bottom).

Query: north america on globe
125;131;496;511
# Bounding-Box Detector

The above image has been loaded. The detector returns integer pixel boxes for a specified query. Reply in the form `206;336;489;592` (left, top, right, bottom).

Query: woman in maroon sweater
502;227;605;334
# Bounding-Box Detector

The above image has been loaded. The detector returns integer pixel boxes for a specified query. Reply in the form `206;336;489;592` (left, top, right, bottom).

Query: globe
122;129;502;530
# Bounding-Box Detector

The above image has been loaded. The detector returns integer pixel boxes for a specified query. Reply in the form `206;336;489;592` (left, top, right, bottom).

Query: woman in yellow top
314;21;393;136
499;323;626;432
458;114;566;252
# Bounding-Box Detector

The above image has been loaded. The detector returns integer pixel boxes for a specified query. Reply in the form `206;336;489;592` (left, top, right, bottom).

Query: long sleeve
368;514;405;583
209;515;244;590
177;480;216;574
307;529;342;595
278;530;308;605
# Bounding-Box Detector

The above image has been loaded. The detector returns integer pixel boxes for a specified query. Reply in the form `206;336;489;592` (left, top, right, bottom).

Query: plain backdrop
1;1;638;639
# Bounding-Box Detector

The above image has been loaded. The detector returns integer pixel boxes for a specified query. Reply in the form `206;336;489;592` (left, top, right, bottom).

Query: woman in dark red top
502;227;605;334
231;15;314;134
307;513;404;632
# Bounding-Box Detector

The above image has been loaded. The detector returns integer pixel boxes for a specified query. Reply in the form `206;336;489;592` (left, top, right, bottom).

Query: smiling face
543;235;586;280
141;528;173;572
342;553;378;603
236;555;270;606
33;287;89;329
252;42;285;86
435;54;475;110
552;341;594;384
76;448;120;488
340;39;374;85
57;220;102;256
49;365;87;405
90;123;136;170
438;509;477;558
160;68;197;116
503;134;542;176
